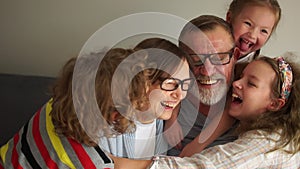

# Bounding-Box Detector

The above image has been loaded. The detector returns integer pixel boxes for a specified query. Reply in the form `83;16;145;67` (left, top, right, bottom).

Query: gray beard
196;66;235;106
198;82;228;105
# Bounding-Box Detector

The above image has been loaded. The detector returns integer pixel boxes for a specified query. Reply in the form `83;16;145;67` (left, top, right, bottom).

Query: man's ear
267;98;286;111
226;11;231;22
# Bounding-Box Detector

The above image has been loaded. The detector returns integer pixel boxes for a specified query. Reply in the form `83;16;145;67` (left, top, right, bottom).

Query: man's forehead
185;40;231;53
181;31;233;53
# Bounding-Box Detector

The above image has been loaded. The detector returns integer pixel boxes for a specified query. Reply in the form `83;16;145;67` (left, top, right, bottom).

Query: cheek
192;67;200;76
181;90;188;99
245;93;271;113
257;35;269;47
217;65;233;84
232;23;246;38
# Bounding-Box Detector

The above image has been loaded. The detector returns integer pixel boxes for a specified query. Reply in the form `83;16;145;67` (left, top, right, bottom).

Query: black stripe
94;146;112;164
21;122;42;169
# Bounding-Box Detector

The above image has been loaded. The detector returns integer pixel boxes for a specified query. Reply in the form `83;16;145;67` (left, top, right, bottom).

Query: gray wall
1;0;299;77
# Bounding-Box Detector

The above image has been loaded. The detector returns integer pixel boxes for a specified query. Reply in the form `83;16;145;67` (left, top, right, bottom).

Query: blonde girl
227;0;281;62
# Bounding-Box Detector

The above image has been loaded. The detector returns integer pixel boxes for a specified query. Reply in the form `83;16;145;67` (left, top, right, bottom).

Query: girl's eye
247;81;256;87
244;21;251;27
261;29;269;35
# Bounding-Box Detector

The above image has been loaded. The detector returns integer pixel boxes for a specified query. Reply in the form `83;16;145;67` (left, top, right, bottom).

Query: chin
158;111;172;120
228;109;239;118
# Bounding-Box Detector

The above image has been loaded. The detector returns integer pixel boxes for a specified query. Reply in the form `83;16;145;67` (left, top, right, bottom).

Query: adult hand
179;137;204;157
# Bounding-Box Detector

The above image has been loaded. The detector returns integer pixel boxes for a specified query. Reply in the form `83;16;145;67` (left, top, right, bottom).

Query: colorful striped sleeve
0;100;114;169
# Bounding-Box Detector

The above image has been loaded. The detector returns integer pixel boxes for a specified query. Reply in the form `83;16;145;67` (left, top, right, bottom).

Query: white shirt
134;120;156;159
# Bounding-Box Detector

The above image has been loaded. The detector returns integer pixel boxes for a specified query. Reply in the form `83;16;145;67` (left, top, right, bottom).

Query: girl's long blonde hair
244;55;300;154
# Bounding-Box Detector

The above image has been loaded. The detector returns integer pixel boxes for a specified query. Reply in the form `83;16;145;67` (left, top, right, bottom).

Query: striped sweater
0;100;114;169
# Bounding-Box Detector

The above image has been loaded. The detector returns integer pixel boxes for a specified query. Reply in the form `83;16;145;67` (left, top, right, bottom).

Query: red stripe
68;138;96;169
0;157;4;169
0;163;4;169
32;109;58;169
11;133;23;169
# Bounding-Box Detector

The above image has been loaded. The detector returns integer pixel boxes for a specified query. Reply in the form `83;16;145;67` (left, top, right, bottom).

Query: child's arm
109;154;152;169
163;104;183;149
179;109;235;157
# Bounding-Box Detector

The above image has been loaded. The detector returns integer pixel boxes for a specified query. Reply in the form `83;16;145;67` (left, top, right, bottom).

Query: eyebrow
248;74;260;82
246;17;273;30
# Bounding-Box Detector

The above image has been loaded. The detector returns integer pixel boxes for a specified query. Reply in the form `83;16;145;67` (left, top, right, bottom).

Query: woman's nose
171;86;186;100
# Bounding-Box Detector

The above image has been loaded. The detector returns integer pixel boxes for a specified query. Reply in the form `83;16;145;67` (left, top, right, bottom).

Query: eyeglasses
189;48;235;66
160;78;195;91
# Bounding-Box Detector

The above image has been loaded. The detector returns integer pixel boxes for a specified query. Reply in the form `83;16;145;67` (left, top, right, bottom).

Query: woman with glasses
99;37;195;161
0;38;193;168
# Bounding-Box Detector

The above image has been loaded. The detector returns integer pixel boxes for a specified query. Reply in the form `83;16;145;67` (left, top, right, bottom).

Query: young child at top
0;42;193;168
142;54;300;168
226;0;281;63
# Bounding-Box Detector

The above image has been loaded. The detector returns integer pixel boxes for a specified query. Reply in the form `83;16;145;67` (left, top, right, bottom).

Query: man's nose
199;58;216;76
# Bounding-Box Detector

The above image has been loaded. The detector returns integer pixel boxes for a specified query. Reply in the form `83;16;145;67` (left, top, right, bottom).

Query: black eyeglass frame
189;47;235;66
160;77;195;91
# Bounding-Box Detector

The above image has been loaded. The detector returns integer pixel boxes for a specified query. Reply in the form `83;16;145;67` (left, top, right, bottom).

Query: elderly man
164;15;240;157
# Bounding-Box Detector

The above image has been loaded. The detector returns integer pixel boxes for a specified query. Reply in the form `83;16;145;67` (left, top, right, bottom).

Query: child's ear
110;111;120;122
226;11;231;22
267;98;286;111
233;47;240;61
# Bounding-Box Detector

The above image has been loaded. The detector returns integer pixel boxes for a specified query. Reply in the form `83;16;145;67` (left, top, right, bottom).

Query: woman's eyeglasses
160;78;195;91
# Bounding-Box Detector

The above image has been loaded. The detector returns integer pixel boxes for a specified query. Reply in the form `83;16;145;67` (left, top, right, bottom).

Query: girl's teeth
232;93;243;103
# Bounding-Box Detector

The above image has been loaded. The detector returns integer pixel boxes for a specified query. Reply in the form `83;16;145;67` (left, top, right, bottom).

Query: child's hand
163;118;183;149
178;138;204;157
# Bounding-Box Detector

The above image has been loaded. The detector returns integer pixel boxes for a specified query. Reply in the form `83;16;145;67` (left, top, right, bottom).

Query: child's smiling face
230;5;276;57
229;60;276;122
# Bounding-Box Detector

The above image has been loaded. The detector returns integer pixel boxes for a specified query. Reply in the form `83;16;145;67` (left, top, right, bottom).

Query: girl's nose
248;28;259;40
232;79;242;90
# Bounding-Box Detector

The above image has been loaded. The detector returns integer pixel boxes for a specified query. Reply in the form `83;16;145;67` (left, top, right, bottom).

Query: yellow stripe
0;142;9;164
45;100;76;169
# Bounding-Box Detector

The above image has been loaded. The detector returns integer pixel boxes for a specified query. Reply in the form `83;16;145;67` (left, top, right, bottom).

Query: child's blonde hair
244;55;300;154
50;48;142;146
228;0;281;34
50;39;188;146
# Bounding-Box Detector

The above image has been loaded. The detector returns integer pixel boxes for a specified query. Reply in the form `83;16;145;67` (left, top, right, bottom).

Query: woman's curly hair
50;48;151;146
